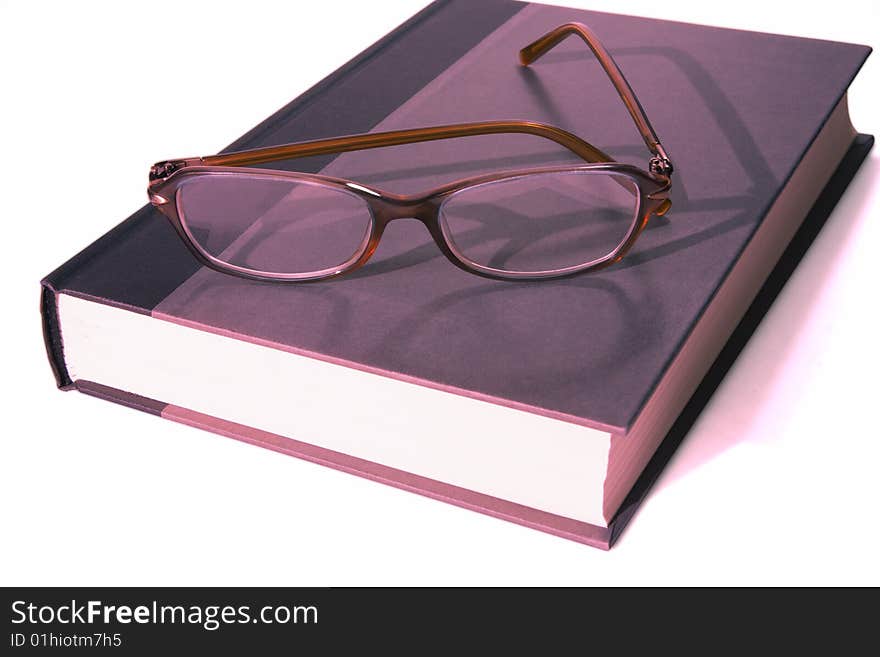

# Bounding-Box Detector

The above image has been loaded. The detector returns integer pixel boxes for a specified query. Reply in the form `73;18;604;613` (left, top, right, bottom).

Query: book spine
40;281;73;390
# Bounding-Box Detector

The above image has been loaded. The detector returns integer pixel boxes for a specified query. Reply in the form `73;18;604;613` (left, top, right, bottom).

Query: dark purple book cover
42;0;872;546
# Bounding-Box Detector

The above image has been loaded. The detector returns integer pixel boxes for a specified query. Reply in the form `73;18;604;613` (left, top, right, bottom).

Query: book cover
41;0;873;547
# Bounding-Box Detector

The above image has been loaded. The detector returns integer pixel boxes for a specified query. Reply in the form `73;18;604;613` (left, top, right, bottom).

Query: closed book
41;0;872;548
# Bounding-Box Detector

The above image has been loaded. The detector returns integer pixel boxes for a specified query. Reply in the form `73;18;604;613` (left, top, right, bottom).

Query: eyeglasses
147;22;673;282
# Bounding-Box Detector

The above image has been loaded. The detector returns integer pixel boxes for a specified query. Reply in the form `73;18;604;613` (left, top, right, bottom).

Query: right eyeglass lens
439;170;640;275
177;173;374;277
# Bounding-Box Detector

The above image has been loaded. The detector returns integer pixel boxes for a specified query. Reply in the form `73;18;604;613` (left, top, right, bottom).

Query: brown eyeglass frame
147;22;674;283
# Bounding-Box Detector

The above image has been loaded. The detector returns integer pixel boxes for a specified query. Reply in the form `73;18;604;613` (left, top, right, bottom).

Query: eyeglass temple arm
519;22;673;176
200;120;613;168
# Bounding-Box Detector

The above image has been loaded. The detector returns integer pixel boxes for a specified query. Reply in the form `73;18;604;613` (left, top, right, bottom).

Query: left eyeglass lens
177;173;373;276
438;170;640;275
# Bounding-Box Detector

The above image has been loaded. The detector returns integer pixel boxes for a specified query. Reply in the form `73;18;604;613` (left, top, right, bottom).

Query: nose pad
654;199;672;216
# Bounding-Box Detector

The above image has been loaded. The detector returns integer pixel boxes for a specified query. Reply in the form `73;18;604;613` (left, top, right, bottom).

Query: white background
1;0;878;585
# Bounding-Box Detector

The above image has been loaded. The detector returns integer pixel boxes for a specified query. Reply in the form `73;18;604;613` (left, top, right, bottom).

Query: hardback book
41;0;872;548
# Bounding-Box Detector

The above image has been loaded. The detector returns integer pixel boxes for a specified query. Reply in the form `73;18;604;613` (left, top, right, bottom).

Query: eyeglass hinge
149;159;189;182
648;143;674;177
